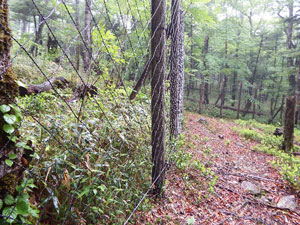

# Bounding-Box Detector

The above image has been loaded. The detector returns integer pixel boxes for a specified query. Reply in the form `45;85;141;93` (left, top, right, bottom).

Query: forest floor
137;112;300;225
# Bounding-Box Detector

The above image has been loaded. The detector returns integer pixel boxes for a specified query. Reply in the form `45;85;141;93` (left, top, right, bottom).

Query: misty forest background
0;0;300;224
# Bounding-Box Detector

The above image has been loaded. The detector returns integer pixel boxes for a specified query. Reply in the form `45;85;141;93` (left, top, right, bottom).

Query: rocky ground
137;112;300;225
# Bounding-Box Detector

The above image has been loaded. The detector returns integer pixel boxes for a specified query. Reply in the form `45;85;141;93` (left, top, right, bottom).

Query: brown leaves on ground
136;112;300;225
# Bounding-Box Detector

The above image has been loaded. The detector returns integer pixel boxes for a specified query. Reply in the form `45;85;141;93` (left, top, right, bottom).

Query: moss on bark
0;0;20;199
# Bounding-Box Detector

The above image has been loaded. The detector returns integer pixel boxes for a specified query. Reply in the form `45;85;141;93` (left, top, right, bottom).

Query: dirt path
138;112;300;224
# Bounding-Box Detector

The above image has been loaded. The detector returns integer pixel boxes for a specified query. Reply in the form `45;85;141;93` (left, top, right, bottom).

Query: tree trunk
286;2;295;92
170;0;180;139
83;0;92;72
21;19;27;33
231;27;241;107
0;0;24;199
187;19;193;97
283;96;296;152
231;71;237;107
202;35;209;105
296;60;300;124
268;95;285;124
243;35;263;116
252;88;257;119
30;15;46;56
75;0;81;71
199;74;205;114
129;58;151;100
177;10;185;135
151;0;166;196
269;96;274;122
220;76;227;118
204;83;209;104
280;95;285;122
236;82;243;119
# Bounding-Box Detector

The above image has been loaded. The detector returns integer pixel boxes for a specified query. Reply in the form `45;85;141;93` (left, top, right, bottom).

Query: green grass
234;119;300;191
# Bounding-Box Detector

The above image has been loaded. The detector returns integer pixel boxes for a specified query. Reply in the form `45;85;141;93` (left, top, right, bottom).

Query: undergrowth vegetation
234;120;300;192
1;69;154;224
170;135;218;197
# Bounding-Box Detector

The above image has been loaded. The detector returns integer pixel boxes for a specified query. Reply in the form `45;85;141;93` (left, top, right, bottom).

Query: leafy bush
13;84;153;224
0;177;39;225
237;128;263;142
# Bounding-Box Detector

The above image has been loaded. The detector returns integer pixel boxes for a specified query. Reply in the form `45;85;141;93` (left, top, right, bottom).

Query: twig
215;170;284;185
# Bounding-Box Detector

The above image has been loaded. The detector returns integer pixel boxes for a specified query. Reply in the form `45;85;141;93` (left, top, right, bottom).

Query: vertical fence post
151;0;166;196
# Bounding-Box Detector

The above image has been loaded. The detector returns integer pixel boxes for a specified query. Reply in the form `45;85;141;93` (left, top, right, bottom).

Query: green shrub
239;128;263;142
14;85;153;224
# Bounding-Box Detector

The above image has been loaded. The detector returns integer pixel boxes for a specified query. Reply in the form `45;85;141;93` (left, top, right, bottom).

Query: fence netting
0;0;182;224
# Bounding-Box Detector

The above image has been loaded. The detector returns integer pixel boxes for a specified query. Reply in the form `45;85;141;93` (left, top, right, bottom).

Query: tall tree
151;0;166;196
75;0;81;70
278;0;296;92
199;35;209;113
170;0;184;139
83;0;92;72
0;0;24;198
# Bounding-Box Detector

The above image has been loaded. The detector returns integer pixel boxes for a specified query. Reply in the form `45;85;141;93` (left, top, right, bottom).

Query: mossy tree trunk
0;0;21;198
283;96;296;152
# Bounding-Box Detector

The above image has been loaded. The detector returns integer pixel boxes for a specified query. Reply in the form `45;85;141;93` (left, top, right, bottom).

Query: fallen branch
18;76;97;102
215;105;263;116
129;58;151;100
268;106;283;124
215;171;284;185
19;76;69;96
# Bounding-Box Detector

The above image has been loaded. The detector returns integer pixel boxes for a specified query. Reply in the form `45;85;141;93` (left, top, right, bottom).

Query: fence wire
0;0;180;224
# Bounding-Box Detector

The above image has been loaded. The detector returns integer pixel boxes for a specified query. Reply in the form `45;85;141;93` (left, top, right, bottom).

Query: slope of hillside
138;112;300;224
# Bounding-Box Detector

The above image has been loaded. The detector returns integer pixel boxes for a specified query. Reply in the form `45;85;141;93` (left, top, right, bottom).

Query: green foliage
15;84;152;224
0;104;23;166
169;135;218;195
0;177;39;224
235;119;300;191
234;127;263;142
92;24;125;65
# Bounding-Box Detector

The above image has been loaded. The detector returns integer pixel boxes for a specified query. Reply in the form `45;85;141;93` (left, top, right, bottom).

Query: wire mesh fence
0;0;185;224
